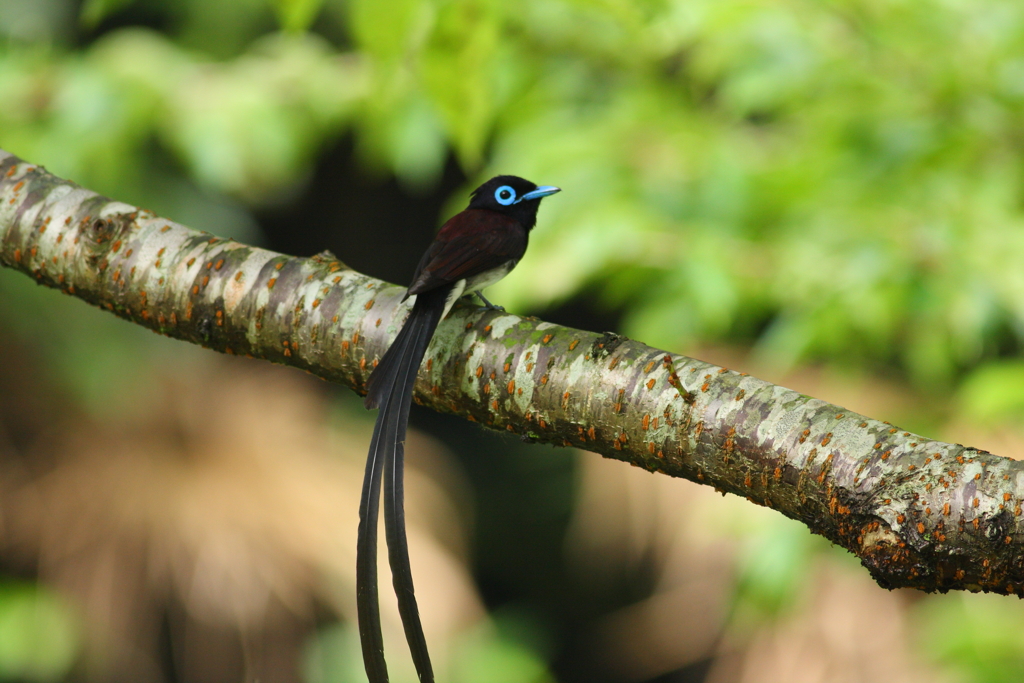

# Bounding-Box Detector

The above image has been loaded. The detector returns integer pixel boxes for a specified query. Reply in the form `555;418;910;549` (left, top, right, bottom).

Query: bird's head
468;175;560;230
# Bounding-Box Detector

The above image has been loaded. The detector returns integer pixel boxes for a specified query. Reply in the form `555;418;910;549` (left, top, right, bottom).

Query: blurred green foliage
0;581;80;682
959;359;1024;424
305;620;554;683
729;510;829;625
914;592;1024;683
4;0;1024;404
5;0;1024;681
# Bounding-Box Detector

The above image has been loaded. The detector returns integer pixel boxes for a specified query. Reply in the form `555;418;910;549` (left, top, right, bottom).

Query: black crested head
467;175;561;230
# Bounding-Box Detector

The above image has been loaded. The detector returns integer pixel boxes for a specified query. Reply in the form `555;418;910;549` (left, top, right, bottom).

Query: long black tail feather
356;395;391;682
358;287;448;683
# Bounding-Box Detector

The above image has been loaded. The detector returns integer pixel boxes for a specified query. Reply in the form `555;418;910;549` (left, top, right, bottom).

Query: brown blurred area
0;328;483;682
569;458;958;683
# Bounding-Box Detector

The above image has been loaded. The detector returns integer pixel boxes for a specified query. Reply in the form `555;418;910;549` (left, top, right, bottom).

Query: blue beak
518;185;561;202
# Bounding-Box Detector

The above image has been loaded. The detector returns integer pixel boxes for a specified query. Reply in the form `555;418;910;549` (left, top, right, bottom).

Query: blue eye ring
494;185;517;206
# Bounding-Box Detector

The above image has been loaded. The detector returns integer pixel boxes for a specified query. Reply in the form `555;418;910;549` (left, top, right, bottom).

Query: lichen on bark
3;148;1024;596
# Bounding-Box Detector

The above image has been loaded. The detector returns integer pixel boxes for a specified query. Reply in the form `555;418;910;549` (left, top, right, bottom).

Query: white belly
464;260;516;294
441;260;517;319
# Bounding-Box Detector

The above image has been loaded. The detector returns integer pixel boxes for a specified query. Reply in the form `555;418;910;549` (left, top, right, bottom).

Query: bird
358;176;560;683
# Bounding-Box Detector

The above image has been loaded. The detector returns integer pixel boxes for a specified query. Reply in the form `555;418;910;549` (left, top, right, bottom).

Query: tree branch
2;149;1022;596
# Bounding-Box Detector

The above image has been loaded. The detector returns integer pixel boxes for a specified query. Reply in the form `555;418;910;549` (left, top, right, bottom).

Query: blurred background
3;0;1024;681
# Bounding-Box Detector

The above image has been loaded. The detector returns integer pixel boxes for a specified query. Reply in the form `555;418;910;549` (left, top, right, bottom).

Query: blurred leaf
389;95;450;189
304;624;365;683
0;581;80;682
304;619;555;683
451;619;555;683
347;0;431;63
79;0;134;29
2;1;77;42
269;0;325;33
914;592;1024;683
959;360;1024;424
729;515;818;625
420;0;503;169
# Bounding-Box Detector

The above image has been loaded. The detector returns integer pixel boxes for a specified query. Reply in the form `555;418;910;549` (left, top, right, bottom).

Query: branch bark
2;149;1023;597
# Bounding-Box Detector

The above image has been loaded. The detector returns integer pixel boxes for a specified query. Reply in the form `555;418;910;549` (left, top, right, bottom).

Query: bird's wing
406;209;527;296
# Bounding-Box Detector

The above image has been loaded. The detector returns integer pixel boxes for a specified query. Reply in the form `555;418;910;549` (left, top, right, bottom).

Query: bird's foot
475;292;505;311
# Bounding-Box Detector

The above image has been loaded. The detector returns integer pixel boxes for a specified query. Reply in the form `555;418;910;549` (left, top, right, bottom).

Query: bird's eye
494;185;516;206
